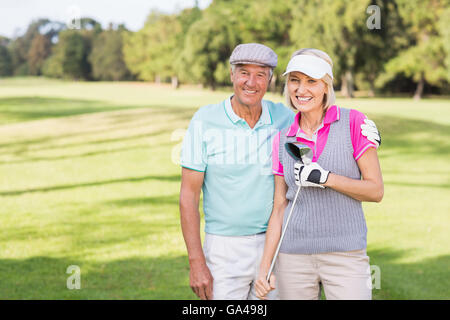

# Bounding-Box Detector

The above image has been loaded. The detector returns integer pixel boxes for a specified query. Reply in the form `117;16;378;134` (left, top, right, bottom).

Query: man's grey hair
231;64;274;81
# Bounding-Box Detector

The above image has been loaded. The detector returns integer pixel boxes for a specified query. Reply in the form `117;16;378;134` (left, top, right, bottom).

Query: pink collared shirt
272;105;376;176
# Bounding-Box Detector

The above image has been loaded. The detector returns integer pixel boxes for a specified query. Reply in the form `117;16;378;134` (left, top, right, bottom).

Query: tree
0;45;13;76
178;1;241;89
28;34;52;75
42;18;101;80
289;0;404;98
8;18;63;75
61;31;91;79
89;27;132;81
376;0;449;99
237;0;294;91
123;8;201;87
353;0;405;96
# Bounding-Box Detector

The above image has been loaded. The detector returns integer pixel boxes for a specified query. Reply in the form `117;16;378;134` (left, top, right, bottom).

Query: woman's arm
324;147;384;202
255;175;288;299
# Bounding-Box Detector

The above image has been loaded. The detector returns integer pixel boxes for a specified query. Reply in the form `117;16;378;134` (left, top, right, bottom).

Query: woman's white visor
283;55;333;80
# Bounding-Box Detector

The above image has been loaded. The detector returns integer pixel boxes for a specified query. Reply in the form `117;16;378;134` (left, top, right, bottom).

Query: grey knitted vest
279;108;367;254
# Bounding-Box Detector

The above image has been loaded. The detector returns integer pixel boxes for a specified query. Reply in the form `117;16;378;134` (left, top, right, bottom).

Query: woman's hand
255;272;276;300
295;162;330;188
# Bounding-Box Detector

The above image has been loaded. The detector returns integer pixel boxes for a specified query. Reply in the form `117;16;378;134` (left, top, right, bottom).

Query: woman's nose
295;82;307;95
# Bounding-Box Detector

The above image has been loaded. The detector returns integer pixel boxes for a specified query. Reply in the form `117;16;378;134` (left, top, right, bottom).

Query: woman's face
287;71;327;113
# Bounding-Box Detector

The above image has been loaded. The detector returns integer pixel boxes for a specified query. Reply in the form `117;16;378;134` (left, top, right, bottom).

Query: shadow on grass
0;144;152;165
0;248;448;299
0;96;129;124
107;194;179;207
0;96;197;126
368;247;450;299
0;174;181;196
0;255;194;299
0;105;195;150
368;114;450;158
382;181;450;189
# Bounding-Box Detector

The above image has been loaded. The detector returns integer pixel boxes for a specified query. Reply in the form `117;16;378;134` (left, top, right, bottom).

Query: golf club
266;142;312;282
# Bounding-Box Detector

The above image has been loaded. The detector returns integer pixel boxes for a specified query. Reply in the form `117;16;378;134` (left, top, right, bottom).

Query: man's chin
236;95;264;107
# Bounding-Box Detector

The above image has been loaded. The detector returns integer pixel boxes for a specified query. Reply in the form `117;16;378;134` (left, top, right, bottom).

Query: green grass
0;76;449;299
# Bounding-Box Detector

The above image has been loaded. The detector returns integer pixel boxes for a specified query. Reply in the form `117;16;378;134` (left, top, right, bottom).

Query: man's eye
308;79;316;83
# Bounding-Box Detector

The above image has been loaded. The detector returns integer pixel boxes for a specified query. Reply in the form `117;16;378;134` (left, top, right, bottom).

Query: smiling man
179;43;295;300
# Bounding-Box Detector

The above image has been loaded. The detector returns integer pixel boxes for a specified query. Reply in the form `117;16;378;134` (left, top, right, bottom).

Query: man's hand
189;260;214;300
299;162;330;188
361;118;381;148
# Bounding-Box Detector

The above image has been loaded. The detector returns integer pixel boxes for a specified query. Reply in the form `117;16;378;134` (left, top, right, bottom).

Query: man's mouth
244;89;257;94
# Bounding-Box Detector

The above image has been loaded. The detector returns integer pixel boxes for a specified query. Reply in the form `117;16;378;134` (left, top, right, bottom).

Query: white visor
283;55;333;79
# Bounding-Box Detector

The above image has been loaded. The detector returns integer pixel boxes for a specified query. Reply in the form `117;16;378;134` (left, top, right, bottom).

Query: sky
0;0;212;38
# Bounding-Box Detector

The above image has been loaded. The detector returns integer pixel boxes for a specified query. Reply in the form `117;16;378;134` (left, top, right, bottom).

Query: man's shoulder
264;99;294;115
192;100;226;120
263;99;295;124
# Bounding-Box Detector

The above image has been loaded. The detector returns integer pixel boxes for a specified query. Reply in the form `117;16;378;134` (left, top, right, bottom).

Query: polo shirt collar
224;96;272;126
286;105;340;136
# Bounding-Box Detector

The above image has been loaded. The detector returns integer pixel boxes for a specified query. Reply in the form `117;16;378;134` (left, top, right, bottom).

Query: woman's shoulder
336;106;368;123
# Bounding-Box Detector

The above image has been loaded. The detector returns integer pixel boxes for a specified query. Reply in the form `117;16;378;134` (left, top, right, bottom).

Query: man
179;43;381;300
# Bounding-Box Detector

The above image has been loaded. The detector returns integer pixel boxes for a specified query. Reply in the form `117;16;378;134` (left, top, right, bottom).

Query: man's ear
230;67;234;83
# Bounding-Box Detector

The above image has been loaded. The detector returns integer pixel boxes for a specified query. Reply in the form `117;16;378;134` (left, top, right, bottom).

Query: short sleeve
180;115;206;172
272;131;284;176
350;109;377;161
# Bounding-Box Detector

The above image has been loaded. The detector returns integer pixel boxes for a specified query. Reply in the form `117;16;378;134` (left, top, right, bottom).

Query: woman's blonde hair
284;48;336;113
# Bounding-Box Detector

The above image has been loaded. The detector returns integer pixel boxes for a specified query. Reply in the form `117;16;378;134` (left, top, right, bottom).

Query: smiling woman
255;48;384;300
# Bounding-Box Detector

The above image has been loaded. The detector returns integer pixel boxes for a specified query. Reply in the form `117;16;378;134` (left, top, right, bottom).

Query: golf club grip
266;185;301;282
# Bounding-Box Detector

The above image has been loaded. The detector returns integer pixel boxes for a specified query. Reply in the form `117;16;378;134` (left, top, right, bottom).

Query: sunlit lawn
0;77;448;299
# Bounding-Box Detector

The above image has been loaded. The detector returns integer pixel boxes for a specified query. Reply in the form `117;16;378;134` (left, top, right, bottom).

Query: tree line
0;0;448;99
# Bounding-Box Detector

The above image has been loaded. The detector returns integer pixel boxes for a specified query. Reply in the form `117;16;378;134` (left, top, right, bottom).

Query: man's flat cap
229;43;277;68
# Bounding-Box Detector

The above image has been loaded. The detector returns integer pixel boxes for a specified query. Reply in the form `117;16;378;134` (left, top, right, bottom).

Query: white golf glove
294;162;302;186
361;118;381;148
294;162;330;188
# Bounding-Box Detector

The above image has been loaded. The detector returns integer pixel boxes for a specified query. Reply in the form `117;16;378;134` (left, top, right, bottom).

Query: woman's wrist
323;172;335;188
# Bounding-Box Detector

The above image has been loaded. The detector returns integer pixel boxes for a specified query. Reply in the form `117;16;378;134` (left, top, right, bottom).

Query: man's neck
230;96;262;129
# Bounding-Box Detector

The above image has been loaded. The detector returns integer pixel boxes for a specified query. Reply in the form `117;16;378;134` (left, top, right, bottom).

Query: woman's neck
299;109;324;136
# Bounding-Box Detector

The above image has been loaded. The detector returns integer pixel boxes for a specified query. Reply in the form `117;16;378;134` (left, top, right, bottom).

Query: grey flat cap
229;43;277;68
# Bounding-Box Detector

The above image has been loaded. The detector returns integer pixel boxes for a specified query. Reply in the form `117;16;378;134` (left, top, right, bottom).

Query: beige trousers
275;249;372;300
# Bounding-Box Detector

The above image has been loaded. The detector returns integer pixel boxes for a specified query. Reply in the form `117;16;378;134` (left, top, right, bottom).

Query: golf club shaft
266;184;301;282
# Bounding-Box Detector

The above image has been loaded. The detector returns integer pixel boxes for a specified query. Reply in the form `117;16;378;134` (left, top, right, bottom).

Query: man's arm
179;167;213;300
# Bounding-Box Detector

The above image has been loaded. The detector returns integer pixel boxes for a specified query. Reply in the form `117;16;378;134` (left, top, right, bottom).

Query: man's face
230;64;271;108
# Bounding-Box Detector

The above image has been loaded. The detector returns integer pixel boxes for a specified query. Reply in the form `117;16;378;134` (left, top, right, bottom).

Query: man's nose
246;74;257;87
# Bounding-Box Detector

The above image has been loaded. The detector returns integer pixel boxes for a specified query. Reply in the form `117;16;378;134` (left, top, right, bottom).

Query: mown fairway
0;77;449;299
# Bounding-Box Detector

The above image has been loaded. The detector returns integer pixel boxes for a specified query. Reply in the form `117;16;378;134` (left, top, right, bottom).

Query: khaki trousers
275;249;372;300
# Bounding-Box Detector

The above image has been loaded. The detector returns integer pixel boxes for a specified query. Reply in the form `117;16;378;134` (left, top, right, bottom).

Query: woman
255;48;384;300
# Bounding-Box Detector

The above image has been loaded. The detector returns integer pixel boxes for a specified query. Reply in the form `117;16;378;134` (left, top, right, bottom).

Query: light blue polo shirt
181;96;294;236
